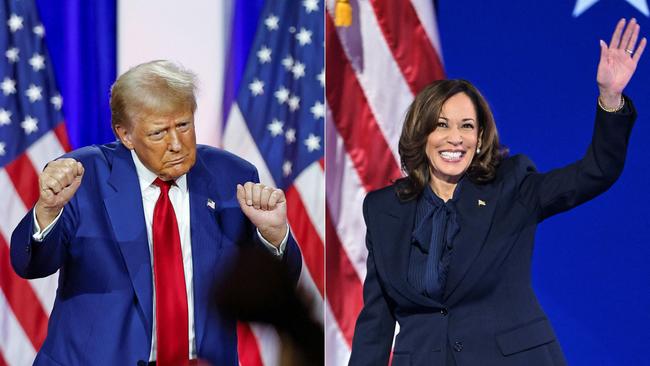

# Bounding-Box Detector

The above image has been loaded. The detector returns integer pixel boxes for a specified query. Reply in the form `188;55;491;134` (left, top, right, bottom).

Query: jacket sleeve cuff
256;224;290;257
32;208;63;242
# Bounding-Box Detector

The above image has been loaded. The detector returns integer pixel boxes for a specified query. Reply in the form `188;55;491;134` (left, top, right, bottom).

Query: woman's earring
476;147;481;154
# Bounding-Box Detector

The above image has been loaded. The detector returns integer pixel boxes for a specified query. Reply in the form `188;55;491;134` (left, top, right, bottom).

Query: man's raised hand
35;158;84;228
236;182;288;247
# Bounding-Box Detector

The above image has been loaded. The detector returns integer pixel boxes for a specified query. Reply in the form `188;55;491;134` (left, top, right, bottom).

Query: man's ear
114;124;134;150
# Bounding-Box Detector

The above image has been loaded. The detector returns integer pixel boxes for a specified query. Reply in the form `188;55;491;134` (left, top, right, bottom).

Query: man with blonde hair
10;60;302;366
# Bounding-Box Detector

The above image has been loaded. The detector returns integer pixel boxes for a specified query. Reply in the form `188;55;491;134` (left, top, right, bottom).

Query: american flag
222;0;324;364
324;0;444;364
0;0;71;364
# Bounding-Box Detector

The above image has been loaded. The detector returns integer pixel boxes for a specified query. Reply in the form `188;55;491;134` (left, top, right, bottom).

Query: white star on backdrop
291;62;306;79
0;109;12;126
317;69;325;87
5;47;19;63
257;46;272;63
304;133;321;152
265;14;279;31
282;56;294;71
285;128;296;144
310;101;325;119
282;160;293;177
573;0;649;16
7;14;23;33
249;79;265;96
274;86;290;104
288;95;300;111
25;84;43;102
1;78;16;95
303;0;319;13
51;94;63;110
0;142;5;156
29;53;45;71
21;115;38;134
268;119;284;136
33;24;45;37
296;28;313;46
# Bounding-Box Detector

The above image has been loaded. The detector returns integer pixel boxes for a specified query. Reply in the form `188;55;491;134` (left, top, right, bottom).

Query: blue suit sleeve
10;203;76;279
516;96;637;222
349;197;396;366
280;234;302;286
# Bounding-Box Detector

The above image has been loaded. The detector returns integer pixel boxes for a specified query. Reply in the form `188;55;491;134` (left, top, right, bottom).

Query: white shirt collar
130;149;188;193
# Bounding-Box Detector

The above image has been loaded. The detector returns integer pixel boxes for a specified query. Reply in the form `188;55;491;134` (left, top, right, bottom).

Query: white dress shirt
33;150;288;361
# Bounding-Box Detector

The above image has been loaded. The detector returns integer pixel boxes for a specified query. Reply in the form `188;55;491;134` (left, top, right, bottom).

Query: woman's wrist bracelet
598;95;625;113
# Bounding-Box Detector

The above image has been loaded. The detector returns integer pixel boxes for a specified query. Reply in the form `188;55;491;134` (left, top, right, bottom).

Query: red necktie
152;178;189;365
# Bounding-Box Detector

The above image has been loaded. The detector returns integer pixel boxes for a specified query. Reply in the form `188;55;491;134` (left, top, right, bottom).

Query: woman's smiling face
425;92;479;184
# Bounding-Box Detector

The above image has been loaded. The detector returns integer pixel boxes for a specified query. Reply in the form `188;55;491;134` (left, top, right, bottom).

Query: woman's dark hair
395;79;508;201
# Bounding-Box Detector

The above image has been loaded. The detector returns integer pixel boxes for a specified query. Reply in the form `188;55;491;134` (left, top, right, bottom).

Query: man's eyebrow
147;121;169;127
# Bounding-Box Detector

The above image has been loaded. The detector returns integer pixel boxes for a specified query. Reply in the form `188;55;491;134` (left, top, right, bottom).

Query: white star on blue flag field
237;0;323;186
0;1;63;165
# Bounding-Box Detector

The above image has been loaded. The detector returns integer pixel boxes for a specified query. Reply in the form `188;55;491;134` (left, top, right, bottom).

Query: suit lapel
374;196;443;309
103;144;154;337
187;154;223;354
443;179;501;305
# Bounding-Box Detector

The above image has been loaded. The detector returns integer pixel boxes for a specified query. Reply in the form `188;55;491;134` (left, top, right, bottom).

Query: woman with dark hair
349;19;645;366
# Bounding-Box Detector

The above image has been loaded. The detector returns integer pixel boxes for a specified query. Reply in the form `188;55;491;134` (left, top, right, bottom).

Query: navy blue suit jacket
10;142;302;365
349;100;636;366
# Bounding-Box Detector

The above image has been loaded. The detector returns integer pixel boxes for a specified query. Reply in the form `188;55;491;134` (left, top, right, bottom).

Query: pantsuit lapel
374;178;502;308
374;197;444;309
443;180;501;306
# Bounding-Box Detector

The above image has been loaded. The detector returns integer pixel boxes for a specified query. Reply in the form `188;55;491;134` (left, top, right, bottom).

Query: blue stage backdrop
438;1;649;365
35;0;116;149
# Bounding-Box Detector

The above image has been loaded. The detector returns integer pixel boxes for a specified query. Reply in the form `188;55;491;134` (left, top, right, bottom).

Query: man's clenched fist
34;158;84;229
236;182;288;247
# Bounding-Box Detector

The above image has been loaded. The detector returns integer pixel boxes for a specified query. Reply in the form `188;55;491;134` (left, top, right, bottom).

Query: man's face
116;107;197;181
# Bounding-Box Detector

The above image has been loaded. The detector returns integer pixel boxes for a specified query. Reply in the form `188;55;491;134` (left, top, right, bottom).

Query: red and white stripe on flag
224;107;325;365
325;0;445;364
0;123;71;366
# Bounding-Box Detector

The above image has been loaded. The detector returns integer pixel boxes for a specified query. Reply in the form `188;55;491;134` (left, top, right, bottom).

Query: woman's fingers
633;37;647;63
625;23;640;52
609;18;626;48
620;18;636;50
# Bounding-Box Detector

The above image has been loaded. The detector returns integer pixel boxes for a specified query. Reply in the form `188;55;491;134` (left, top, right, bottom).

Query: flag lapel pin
478;199;486;207
207;199;216;210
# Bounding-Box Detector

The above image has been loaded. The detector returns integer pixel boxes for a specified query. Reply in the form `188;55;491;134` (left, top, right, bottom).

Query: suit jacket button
440;308;448;316
453;341;463;352
25;245;31;254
